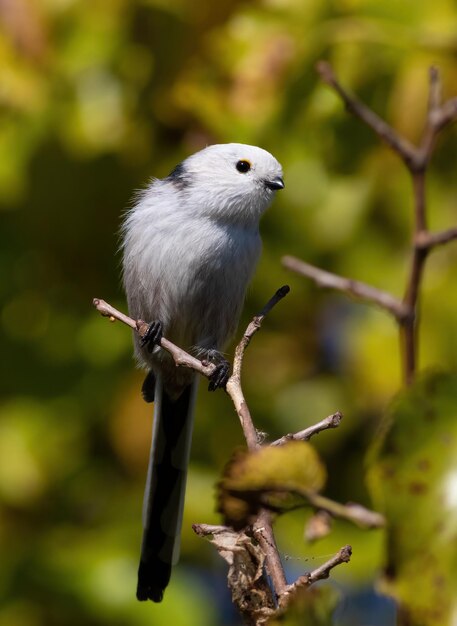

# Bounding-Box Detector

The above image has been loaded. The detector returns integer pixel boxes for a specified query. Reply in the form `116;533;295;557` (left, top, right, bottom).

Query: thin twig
315;61;457;386
192;523;229;537
95;290;292;601
304;493;385;528
316;61;418;168
415;226;457;250
428;66;442;112
305;544;352;585
271;412;343;446
281;545;352;601
433;97;457;130
93;298;217;379
226;285;290;449
282;256;410;322
225;285;291;599
231;285;291;381
94;291;357;602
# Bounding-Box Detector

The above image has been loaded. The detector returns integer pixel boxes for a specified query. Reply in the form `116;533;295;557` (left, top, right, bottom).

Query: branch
94;291;363;605
226;285;290;450
225;285;291;599
281;545;352;603
231;285;291;381
304;493;385;529
305;544;352;586
282;256;410;322
315;61;457;386
433;97;457;130
426;67;457;132
192;523;275;625
427;65;442;113
415;226;457;250
316;60;418;168
94;292;293;604
271;412;343;446
92;298;217;379
401;67;457;383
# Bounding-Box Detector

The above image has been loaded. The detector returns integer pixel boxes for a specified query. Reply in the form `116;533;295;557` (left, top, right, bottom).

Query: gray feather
122;142;283;601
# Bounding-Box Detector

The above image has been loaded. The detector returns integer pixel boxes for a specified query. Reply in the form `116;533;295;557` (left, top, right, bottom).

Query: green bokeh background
1;0;456;624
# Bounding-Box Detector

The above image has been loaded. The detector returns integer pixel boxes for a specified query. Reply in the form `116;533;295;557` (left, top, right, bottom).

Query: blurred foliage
1;0;457;624
367;372;457;626
267;586;340;626
218;441;326;529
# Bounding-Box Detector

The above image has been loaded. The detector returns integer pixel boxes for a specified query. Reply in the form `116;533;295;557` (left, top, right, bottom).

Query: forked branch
94;288;355;613
286;62;457;386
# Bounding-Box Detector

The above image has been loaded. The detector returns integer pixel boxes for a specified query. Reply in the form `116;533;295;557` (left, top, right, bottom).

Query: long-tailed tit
122;143;284;602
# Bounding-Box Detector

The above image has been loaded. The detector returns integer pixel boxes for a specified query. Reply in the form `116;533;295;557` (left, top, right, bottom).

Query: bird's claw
140;320;163;353
208;359;230;391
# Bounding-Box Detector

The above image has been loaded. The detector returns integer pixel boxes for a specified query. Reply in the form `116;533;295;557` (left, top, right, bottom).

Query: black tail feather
137;383;194;602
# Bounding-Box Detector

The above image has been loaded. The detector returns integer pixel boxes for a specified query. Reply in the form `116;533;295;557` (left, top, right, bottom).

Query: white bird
122;143;284;602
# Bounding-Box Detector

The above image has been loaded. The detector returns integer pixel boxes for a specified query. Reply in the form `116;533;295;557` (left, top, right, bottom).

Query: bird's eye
236;160;251;173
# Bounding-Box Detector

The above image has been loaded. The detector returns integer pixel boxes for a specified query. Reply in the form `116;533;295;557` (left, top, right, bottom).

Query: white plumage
122;142;283;601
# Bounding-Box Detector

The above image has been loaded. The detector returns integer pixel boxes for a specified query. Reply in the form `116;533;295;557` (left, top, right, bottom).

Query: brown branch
415;226;457;250
400;67;456;385
427;67;457;132
316;60;418;168
95;290;292;602
305;544;352;586
303;493;385;529
225;285;291;599
192;523;275;625
427;66;442;112
94;290;358;604
281;545;352;602
92;298;217;379
230;285;291;382
315;61;457;386
226;285;290;450
282;256;410;322
271;412;343;446
192;523;229;537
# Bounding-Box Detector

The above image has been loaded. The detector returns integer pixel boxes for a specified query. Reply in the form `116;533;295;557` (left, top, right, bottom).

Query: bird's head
168;143;284;225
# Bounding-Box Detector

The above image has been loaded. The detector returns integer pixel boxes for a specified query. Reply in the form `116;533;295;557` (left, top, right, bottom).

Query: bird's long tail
137;373;198;602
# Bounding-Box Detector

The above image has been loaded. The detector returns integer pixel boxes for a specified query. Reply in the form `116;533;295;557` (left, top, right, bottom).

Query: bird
121;142;284;602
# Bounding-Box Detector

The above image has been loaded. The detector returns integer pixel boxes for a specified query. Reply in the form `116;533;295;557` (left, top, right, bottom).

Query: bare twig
192;523;230;537
427;66;442;112
271;412;343;446
230;285;291;382
415;226;457;250
93;298;217;379
192;523;275;625
225;285;291;599
281;545;352;602
316;61;418;168
226;285;290;450
95;290;292;602
94;290;360;605
400;66;457;384
93;298;138;330
305;544;352;586
303;494;385;529
282;256;410;322
312;62;457;386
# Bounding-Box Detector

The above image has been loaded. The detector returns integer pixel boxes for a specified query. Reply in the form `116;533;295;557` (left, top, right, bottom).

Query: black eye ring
236;160;251;173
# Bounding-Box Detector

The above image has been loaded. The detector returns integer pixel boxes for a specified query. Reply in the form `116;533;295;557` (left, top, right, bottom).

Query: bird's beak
265;176;285;191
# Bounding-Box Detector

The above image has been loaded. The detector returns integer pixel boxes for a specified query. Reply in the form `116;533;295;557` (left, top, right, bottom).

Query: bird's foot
205;350;230;391
140;320;163;353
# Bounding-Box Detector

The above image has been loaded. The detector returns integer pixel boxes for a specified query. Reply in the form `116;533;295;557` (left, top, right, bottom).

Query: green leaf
218;441;326;529
367;371;457;626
